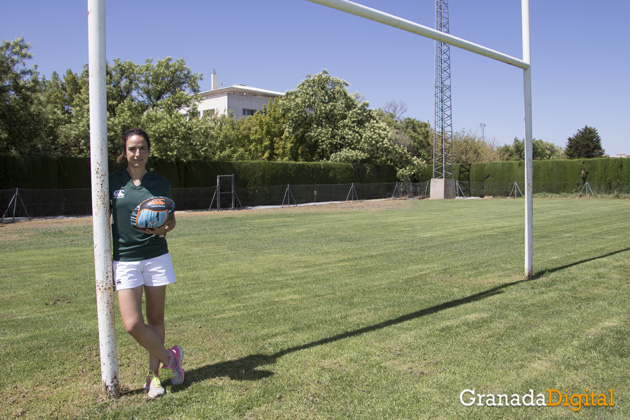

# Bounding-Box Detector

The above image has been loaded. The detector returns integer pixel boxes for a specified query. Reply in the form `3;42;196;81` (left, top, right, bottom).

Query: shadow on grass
181;247;630;388
180;282;519;388
530;247;630;280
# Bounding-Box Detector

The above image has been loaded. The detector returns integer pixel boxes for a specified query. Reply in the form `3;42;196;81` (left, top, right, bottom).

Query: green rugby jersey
109;169;172;262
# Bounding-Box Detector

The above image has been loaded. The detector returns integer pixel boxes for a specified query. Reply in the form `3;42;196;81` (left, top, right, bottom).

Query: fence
2;181;629;219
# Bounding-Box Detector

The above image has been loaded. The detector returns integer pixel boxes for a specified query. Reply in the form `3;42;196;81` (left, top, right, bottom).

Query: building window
243;108;258;117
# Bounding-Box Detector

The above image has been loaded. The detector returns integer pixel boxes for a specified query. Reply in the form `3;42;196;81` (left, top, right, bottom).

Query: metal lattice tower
432;0;453;179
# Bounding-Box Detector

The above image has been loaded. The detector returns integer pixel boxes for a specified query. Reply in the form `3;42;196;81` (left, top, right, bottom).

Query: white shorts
113;253;176;290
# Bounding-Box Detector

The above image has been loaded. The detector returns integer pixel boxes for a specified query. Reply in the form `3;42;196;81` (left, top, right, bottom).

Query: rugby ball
130;196;175;229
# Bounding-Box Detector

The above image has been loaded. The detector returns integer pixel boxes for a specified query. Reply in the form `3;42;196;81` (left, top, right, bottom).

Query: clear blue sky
2;1;628;155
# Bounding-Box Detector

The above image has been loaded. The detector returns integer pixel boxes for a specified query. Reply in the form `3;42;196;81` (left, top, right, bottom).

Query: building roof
199;84;284;99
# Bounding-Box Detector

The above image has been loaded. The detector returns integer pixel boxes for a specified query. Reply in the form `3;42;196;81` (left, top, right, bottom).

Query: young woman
109;128;183;398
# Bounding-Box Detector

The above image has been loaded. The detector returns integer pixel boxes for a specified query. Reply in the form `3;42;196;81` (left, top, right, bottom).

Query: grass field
1;198;629;419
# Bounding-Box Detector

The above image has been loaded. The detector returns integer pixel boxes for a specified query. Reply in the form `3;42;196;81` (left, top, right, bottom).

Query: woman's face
125;135;150;169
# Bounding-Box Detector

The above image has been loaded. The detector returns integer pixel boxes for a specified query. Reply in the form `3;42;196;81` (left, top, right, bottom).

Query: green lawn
1;198;629;419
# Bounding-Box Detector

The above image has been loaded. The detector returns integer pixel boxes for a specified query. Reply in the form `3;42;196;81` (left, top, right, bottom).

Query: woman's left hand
142;216;176;237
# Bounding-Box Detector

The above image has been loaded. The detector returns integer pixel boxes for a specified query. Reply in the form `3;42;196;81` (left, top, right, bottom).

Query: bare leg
145;285;167;374
118;286;171;368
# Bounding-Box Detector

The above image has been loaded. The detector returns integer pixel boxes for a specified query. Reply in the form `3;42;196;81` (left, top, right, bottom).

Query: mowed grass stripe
1;198;629;419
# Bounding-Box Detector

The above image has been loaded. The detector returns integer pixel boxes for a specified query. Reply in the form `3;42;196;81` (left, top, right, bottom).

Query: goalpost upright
522;0;534;279
88;0;119;397
306;0;534;279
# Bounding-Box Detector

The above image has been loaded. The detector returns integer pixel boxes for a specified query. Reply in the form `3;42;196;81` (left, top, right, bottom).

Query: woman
109;128;184;398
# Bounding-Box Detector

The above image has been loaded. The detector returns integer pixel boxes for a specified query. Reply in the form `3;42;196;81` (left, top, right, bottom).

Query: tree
280;70;373;161
201;111;251;161
565;125;604;159
377;109;432;162
0;38;48;155
246;98;287;161
107;59;140;117
498;138;563;161
401;118;432;162
452;129;502;163
43;67;92;157
139;57;202;110
37;56;204;160
382;100;408;122
275;71;425;178
533;139;563;160
4;41;430;176
41;69;83;154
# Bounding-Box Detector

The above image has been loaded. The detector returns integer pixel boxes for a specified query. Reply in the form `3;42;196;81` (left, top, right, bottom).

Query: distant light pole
480;123;486;142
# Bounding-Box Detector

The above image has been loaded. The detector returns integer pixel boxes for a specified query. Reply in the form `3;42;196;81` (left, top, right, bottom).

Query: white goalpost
87;0;119;397
87;0;534;397
305;0;534;280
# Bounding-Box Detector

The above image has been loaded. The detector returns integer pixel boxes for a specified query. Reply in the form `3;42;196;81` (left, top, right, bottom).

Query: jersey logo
113;190;125;199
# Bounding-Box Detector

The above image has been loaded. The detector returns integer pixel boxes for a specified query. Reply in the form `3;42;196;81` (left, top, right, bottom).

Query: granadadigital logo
460;388;614;412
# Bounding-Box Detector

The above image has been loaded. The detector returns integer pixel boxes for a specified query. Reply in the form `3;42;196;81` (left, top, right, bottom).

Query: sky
2;0;629;156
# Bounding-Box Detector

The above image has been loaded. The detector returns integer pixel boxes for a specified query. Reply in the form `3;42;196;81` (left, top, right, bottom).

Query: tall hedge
455;158;628;184
0;155;61;189
2;155;628;191
0;155;397;189
452;158;630;195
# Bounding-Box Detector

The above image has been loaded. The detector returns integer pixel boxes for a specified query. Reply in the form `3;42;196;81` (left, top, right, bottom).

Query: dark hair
117;128;151;164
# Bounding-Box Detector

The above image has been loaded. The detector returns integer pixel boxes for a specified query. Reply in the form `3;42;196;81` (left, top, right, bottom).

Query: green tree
50;67;92;157
452;129;502;163
39;56;204;160
41;68;92;156
41;71;70;152
401;118;432;161
498;138;523;161
378;108;432;162
139;57;202;109
246;98;287;161
277;71;425;179
140;102;196;160
0;38;48;155
42;64;136;158
262;71;424;178
499;138;563;161
565;125;604;159
533;138;563;160
281;70;372;161
207;111;251;161
107;59;140;117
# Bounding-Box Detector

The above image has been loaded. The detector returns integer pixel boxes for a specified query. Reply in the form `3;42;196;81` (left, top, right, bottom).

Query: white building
196;70;284;119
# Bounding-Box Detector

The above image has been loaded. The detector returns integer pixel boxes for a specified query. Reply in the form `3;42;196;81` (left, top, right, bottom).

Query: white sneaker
146;370;165;398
